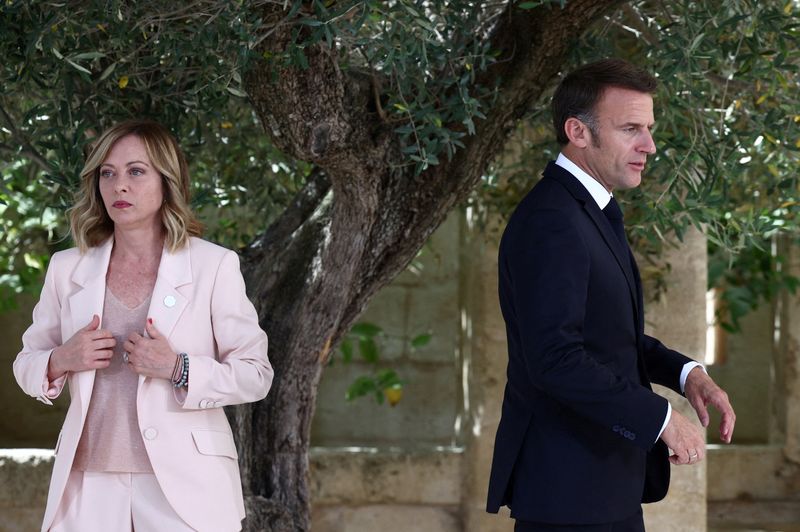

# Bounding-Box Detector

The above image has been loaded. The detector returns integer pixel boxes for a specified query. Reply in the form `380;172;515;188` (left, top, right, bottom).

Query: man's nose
640;130;656;154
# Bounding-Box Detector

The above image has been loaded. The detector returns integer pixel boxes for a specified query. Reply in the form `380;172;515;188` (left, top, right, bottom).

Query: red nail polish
148;318;153;324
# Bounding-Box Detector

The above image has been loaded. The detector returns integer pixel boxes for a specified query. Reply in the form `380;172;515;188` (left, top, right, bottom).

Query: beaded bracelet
172;352;189;388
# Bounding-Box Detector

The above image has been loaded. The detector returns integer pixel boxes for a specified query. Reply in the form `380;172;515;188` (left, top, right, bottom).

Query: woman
13;119;273;532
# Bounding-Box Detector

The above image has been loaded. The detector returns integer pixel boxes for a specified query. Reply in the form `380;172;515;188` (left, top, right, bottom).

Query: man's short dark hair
552;58;657;145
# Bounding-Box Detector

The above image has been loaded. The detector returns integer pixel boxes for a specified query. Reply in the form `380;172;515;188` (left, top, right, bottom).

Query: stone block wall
0;212;714;532
311;213;464;448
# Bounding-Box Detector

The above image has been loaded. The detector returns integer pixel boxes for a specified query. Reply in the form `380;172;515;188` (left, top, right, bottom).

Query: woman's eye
130;167;144;176
100;169;113;178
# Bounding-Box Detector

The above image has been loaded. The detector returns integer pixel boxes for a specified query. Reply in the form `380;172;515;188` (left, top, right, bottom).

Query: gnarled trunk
228;1;623;530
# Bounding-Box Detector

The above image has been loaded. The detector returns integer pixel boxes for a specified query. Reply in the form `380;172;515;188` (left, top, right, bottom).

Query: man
486;59;736;531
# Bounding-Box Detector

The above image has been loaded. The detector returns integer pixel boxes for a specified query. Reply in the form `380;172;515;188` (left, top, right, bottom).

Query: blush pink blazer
13;237;273;532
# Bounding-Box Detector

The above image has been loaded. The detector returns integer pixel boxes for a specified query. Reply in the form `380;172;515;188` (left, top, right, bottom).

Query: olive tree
1;1;798;529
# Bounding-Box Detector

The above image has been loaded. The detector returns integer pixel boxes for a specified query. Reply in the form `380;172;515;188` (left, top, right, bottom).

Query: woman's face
98;134;164;233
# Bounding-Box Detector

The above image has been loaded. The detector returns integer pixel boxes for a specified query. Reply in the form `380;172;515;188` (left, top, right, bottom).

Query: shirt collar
555;153;612;210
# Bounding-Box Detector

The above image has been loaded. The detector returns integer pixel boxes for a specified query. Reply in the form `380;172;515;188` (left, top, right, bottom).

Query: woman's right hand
48;314;116;380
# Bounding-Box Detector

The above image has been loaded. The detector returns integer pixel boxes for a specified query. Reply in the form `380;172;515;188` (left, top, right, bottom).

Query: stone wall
311;213;464;448
1;212;714;532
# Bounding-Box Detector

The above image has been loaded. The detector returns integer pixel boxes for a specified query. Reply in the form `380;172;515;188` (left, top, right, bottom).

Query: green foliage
3;0;800;333
281;1;501;174
479;0;800;325
709;236;799;332
0;0;307;308
335;321;432;406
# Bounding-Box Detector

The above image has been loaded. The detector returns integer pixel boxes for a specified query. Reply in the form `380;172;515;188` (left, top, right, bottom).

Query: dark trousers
514;508;645;532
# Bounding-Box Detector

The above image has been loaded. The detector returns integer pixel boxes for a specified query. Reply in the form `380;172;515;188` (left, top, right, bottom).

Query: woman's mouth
112;201;132;208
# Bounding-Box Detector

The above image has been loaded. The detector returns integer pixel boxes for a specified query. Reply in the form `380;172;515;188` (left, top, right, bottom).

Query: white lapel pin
163;295;177;308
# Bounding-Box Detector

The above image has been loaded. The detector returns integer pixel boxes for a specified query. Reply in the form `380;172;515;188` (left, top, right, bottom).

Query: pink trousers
49;470;197;532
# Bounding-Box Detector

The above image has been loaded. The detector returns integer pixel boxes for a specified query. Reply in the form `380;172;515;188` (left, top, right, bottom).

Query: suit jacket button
613;425;621;433
143;428;158;440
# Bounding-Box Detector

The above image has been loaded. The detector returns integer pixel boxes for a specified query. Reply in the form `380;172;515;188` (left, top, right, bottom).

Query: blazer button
199;399;208;408
143;427;158;440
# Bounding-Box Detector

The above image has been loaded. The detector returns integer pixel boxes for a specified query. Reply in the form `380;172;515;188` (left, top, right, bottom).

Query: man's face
580;87;656;192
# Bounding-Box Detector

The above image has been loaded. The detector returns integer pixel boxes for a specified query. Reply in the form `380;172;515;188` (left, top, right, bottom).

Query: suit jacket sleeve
13;252;68;405
642;334;694;395
506;208;668;451
179;250;273;409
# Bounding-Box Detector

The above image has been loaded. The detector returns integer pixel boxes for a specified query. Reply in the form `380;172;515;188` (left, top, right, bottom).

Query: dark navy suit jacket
486;162;693;524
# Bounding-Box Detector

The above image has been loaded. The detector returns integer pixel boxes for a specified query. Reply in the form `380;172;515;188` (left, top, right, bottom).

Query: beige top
73;288;154;473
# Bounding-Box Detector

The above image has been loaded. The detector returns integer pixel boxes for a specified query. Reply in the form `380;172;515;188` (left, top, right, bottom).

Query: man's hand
660;409;705;465
684;366;736;443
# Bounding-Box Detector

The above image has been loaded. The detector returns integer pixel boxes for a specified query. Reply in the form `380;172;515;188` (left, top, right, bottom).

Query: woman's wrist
47;347;67;381
171;352;189;388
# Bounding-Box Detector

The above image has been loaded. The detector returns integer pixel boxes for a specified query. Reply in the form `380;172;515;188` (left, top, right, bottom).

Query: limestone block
312;504;460;532
640;227;708;532
406;279;460;363
707;444;800;500
311;362;459;446
310;449;461;505
463;507;514;532
0;450;53;532
1;294;67;448
394;213;462;286
346;284;410;363
707;306;773;444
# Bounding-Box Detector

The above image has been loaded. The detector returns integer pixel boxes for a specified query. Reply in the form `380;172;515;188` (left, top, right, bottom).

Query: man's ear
564;117;590;148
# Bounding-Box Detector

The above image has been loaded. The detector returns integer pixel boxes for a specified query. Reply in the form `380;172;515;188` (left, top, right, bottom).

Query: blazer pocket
191;429;239;459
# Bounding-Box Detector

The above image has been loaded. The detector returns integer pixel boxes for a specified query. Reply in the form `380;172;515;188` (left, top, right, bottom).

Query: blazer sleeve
642;334;695;395
506;208;668;451
13;253;68;405
179;250;273;409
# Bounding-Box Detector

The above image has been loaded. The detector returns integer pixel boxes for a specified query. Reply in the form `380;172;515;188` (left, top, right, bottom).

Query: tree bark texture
231;1;623;530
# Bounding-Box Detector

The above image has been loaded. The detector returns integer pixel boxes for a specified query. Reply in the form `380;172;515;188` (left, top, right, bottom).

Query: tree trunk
230;1;623;530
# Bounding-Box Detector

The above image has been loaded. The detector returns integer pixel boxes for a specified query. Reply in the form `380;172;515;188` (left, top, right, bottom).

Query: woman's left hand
124;319;177;380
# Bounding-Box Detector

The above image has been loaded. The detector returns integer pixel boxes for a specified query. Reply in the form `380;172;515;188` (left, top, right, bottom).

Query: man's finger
719;411;735;443
691;396;710;427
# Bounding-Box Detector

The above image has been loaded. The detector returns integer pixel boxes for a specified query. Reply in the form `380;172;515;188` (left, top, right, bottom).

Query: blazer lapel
68;238;113;410
544;163;641;319
144;242;192;344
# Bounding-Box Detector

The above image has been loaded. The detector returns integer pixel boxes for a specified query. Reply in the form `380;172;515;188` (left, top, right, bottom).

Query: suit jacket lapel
143;241;192;343
139;242;192;390
68;238;114;410
544;163;641;319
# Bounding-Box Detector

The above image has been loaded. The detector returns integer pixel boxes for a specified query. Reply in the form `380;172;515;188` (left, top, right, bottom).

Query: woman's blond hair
69;119;203;252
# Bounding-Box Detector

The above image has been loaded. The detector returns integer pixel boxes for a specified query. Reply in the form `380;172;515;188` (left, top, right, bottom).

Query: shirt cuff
680;361;706;393
657;401;672;441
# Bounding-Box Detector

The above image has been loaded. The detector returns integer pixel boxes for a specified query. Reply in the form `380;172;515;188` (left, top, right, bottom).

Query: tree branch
0;103;54;173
